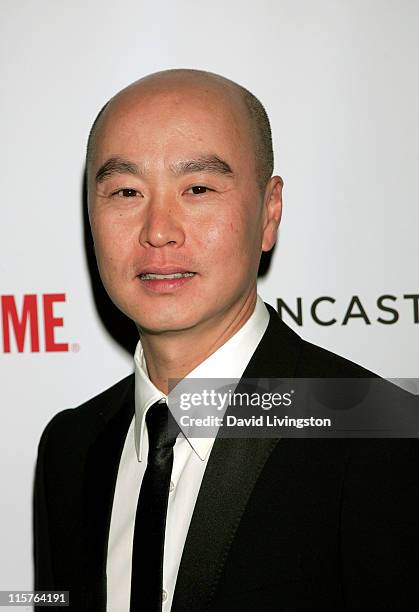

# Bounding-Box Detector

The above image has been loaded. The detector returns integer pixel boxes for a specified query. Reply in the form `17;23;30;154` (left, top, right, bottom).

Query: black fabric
33;306;419;611
130;402;180;611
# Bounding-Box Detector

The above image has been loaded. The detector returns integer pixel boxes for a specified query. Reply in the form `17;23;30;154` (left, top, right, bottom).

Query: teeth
140;272;195;280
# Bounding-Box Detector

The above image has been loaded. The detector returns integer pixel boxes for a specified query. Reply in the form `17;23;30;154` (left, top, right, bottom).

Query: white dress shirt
106;296;270;611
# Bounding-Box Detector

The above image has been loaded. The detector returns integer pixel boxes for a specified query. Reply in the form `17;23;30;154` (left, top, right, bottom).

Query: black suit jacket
34;305;418;611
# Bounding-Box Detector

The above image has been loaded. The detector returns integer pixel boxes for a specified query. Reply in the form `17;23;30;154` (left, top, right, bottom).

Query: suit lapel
81;377;135;610
172;306;303;612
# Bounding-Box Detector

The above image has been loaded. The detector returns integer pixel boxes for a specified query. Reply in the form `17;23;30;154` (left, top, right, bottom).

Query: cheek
92;211;130;251
196;212;255;270
91;213;135;278
196;218;237;265
205;224;225;246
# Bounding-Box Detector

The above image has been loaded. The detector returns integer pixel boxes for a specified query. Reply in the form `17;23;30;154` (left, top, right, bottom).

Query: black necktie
130;401;180;611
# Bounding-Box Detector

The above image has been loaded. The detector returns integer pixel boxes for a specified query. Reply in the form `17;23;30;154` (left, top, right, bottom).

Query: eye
112;188;142;197
186;185;213;195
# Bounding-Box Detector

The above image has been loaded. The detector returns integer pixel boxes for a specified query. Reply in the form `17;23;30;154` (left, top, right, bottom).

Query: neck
139;291;257;394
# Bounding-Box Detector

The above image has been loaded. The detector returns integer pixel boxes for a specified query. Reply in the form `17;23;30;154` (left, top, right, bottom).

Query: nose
139;198;185;248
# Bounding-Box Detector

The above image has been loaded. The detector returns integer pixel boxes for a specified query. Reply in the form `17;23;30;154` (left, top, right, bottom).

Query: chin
130;308;199;335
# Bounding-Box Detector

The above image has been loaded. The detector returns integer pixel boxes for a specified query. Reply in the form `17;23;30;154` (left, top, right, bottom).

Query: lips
138;265;196;275
137;267;197;293
138;265;196;279
140;272;195;280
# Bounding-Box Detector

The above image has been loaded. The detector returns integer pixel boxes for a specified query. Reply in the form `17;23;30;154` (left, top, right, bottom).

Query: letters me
1;293;69;353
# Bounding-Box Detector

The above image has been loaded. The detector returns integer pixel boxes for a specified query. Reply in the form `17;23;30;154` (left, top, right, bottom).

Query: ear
261;176;283;252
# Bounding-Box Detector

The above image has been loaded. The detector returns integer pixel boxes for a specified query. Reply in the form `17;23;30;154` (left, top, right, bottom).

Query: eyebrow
95;157;141;183
170;155;234;177
95;154;234;183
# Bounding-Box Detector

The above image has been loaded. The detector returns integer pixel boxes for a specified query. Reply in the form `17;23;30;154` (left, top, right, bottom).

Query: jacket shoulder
38;373;134;452
264;303;376;378
297;338;376;378
72;372;134;418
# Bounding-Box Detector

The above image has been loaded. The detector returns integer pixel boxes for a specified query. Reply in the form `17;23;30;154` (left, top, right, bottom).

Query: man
34;69;417;611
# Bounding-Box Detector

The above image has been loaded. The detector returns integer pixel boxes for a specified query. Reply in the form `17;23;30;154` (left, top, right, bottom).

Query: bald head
86;69;274;192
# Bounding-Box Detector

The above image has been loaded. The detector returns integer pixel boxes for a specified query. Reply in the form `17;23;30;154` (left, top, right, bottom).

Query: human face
88;82;282;336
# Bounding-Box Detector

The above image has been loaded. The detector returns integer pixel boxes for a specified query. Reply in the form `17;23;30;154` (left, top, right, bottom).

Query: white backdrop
1;0;418;598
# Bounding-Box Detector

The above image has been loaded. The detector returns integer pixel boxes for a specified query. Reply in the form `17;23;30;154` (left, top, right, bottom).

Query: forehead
92;83;254;166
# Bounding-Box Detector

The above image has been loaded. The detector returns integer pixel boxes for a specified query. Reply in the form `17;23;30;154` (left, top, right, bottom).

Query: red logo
1;293;68;353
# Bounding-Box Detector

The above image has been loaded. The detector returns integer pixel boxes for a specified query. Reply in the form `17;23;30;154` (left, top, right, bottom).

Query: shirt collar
134;295;270;462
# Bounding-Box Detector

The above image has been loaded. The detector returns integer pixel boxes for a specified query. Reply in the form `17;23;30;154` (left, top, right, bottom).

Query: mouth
137;270;197;293
139;272;195;280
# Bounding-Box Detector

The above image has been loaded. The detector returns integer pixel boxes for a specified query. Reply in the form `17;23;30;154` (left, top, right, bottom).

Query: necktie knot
146;401;180;453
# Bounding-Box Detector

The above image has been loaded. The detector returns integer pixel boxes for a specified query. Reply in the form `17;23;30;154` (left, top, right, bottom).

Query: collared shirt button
162;589;168;602
169;480;175;492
